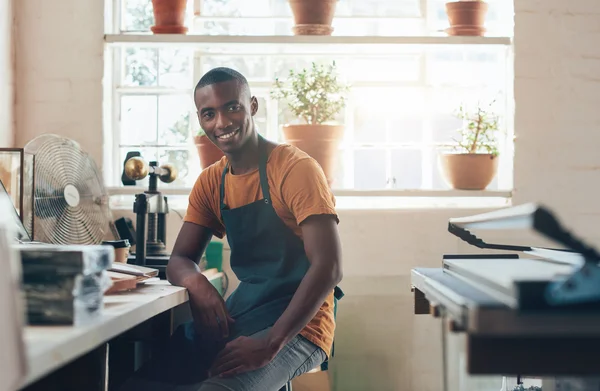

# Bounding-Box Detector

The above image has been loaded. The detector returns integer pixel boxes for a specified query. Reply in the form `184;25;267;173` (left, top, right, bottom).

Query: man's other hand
208;336;278;378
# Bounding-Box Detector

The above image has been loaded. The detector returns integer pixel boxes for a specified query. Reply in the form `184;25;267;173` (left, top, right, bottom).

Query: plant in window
445;0;488;37
438;98;502;190
288;0;338;36
452;100;499;156
193;128;224;170
151;0;189;34
270;61;350;186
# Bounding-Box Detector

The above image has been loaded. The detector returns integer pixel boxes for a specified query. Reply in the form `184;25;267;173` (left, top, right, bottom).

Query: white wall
14;0;105;165
0;0;13;147
12;0;600;390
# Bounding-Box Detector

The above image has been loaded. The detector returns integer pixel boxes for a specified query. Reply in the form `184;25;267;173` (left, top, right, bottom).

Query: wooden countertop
19;279;192;388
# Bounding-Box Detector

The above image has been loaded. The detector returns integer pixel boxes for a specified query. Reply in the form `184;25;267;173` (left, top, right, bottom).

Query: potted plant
270;62;349;186
151;0;188;34
445;0;488;36
193;129;224;170
288;0;338;35
438;99;500;190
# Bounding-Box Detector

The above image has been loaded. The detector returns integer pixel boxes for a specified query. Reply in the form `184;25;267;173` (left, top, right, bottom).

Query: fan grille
24;134;113;245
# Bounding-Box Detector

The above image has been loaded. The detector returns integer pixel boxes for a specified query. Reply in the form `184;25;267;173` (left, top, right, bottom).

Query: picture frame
0;148;34;235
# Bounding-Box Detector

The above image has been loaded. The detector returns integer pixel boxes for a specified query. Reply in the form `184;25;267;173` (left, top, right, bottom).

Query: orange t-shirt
183;143;338;358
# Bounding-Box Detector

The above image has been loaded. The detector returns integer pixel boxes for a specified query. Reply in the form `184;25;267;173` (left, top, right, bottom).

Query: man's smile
217;128;240;141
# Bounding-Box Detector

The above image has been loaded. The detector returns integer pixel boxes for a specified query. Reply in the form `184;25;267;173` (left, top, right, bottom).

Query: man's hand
185;273;235;341
208;336;278;378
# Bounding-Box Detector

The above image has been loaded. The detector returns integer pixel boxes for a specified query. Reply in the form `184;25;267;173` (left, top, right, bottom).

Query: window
104;0;515;193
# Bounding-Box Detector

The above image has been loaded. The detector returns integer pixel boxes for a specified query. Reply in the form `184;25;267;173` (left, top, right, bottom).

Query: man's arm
166;221;213;288
167;222;234;340
265;214;343;351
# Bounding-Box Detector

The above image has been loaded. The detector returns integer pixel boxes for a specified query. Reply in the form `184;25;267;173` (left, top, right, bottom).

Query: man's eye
203;112;214;119
228;105;241;111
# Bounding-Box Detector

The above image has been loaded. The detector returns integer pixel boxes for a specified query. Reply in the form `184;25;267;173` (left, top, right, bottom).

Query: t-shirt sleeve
280;157;339;226
183;169;226;238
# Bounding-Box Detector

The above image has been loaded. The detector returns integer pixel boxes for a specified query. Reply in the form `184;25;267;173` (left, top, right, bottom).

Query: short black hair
194;67;250;93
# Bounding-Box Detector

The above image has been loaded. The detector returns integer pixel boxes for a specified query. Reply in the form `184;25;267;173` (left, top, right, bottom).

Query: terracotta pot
445;1;488;36
282;124;344;187
194;135;225;170
288;0;337;36
151;0;188;34
439;153;498;190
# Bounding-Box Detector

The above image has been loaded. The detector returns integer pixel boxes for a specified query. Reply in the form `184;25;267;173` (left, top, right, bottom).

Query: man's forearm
266;261;342;352
166;255;205;288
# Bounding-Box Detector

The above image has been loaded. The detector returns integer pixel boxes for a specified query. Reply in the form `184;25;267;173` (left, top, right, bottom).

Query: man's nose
215;111;232;130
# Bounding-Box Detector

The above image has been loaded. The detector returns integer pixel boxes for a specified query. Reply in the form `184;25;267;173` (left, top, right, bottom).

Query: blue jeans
119;327;326;391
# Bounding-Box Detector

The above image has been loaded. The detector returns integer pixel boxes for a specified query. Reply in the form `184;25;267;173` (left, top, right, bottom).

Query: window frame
103;0;515;198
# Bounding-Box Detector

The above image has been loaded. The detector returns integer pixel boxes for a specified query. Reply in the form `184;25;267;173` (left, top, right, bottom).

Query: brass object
124;157;178;183
124;157;149;181
158;163;177;183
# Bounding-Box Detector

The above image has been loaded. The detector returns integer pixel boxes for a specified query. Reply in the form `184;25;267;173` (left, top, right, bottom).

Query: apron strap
257;134;271;204
219;162;228;210
219;134;271;210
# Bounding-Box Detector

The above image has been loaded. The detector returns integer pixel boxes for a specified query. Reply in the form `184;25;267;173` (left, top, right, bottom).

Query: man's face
195;80;258;154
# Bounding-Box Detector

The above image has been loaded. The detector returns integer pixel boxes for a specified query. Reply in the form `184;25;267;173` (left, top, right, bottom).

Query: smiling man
160;67;344;390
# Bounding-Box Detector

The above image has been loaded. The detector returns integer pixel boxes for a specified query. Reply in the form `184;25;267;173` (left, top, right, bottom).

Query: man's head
194;67;258;154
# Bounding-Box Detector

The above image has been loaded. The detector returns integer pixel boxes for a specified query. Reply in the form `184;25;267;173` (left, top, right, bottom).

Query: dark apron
139;135;343;385
220;135;343;370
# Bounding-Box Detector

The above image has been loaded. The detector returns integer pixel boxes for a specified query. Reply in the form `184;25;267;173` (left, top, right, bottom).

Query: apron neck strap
220;134;271;209
257;134;271;203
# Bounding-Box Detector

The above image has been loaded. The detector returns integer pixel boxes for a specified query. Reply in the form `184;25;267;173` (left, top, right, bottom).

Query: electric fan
23;134;114;245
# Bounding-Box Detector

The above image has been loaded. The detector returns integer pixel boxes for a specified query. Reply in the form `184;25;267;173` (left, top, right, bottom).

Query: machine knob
159;163;178;183
124;156;149;181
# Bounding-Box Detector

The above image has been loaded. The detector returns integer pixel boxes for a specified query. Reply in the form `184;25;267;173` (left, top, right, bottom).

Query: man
158;67;343;391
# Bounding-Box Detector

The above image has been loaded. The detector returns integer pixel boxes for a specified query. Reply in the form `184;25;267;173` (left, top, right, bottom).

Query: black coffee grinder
121;155;177;270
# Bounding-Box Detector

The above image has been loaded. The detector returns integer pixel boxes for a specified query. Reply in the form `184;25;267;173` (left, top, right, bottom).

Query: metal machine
411;203;600;383
122;156;177;268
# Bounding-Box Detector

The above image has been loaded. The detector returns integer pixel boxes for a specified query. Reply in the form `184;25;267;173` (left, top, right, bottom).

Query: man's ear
250;96;259;116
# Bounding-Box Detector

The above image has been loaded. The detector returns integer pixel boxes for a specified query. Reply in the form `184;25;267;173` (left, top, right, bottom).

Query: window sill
107;187;512;211
104;34;513;47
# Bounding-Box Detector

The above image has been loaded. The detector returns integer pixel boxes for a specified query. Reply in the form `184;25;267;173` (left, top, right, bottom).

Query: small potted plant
270;61;350;186
445;0;488;36
438;99;500;190
151;0;188;34
288;0;338;35
193;129;224;170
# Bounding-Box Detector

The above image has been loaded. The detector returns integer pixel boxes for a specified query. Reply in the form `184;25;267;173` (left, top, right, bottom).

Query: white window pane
338;0;421;17
123;0;154;32
354;149;386;190
157;95;194;145
391;149;422;189
353;109;385;144
123;48;158;87
200;56;269;81
353;88;423;144
432;113;462;144
338;55;420;83
159;49;193;89
120;95;158;146
426;47;506;88
389;116;424;144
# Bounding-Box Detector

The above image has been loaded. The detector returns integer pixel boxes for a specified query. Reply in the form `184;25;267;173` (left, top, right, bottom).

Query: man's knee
196;378;240;391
